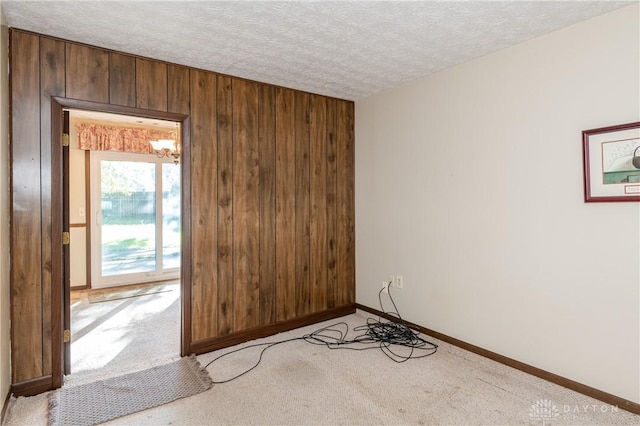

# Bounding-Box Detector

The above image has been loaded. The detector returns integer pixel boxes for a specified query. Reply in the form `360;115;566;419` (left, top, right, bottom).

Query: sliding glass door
90;151;180;288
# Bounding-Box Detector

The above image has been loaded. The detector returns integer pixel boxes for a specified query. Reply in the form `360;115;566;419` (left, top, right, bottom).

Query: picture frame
582;121;640;202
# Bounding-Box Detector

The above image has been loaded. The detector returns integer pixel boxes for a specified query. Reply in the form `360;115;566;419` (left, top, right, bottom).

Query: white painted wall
0;5;11;410
355;4;640;404
69;117;88;288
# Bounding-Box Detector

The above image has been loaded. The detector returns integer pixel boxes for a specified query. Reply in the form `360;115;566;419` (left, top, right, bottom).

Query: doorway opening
90;149;181;287
66;108;182;380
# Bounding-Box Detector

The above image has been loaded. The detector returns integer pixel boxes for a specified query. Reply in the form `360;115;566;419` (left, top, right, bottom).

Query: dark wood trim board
190;305;356;354
10;375;52;398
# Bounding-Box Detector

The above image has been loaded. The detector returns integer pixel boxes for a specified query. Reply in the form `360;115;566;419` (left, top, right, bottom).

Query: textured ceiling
2;1;635;100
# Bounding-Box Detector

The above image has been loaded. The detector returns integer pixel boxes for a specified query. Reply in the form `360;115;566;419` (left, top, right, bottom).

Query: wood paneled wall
9;29;355;392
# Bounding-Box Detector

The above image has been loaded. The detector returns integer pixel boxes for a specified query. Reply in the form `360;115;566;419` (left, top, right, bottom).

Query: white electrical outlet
396;275;404;289
381;281;388;293
389;275;396;288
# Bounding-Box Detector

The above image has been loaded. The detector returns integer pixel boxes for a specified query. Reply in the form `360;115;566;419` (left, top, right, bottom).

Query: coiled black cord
204;282;438;382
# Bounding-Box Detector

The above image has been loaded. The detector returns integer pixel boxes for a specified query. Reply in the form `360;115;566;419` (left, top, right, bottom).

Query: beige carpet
68;281;181;384
4;310;640;425
87;283;174;304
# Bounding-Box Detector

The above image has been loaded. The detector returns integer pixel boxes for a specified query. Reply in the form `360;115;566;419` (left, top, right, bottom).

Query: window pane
162;163;181;270
100;160;156;276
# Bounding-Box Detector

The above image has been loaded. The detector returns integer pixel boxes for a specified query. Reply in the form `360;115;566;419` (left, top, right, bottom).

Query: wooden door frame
62;110;70;375
50;97;192;388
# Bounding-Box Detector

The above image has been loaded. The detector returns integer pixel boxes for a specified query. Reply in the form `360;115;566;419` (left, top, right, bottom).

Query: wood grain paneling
233;80;261;330
295;92;311;316
275;88;296;321
180;116;193;356
10;30;44;382
216;75;234;336
336;101;355;306
258;85;276;325
109;53;136;107
136;58;168;111
39;36;66;377
10;29;355;394
325;98;338;309
190;69;218;342
168;65;190;115
309;95;328;312
65;43;109;103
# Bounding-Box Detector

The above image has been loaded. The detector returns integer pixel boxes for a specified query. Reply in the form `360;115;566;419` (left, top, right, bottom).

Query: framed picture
582;121;640;202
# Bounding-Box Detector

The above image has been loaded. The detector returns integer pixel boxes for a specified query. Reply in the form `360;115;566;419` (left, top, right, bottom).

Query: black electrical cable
204;282;438;383
203;337;305;383
356;284;439;362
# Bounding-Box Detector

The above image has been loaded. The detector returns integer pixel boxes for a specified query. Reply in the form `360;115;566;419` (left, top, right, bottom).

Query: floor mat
48;356;213;426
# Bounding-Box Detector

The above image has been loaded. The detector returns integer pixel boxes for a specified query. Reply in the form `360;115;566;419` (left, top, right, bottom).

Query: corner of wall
355;3;639;404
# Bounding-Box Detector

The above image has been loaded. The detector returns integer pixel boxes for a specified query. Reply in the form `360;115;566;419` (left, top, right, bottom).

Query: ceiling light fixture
150;125;180;164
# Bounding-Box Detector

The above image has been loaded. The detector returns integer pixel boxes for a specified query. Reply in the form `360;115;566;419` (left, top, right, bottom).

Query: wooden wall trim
190;305;356;355
10;376;52;398
52;97;188;122
50;96;191;379
355;303;640;415
49;100;63;388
